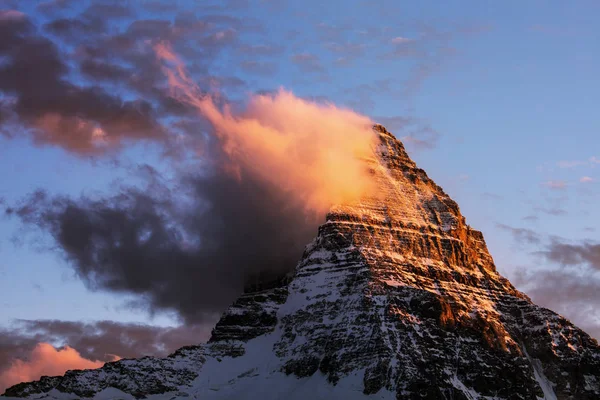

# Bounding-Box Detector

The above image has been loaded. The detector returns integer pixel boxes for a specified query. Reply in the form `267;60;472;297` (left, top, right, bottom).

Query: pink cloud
580;176;594;183
0;343;116;393
557;160;585;169
155;42;378;215
390;36;412;44
541;180;567;190
0;10;26;21
556;157;599;169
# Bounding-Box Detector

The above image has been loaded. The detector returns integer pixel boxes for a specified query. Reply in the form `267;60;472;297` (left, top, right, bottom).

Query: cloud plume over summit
6;42;379;324
156;42;377;214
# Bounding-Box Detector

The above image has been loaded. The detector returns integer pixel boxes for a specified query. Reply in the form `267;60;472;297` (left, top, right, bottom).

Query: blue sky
0;0;598;359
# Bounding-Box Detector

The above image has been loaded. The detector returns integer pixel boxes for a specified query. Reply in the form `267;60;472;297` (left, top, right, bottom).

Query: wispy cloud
290;52;325;73
541;180;567;190
522;215;539;222
324;42;367;66
342;79;394;112
314;21;352;42
557;156;599;169
390;36;412;44
240;60;278;76
580;176;594;183
496;223;542;245
0;3;262;155
374;116;441;150
557;160;586;168
533;206;568;216
482;192;503;201
528;24;580;38
237;43;284;56
542;240;600;270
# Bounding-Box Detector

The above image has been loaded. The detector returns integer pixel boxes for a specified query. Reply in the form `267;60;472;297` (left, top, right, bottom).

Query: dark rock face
4;125;600;399
213;125;600;399
209;276;290;346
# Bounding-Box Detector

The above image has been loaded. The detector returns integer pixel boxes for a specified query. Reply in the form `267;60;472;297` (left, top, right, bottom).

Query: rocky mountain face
3;125;599;400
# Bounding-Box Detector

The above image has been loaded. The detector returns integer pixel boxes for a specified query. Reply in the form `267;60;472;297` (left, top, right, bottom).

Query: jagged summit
3;126;599;400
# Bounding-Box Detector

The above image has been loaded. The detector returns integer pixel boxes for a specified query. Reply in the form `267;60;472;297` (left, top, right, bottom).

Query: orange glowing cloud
0;343;116;393
155;42;378;214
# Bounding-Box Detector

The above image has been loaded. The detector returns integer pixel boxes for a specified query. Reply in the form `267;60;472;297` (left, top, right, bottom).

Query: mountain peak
3;127;599;400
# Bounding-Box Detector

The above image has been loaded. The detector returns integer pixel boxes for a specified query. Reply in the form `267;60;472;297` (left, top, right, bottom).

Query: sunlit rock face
4;126;600;400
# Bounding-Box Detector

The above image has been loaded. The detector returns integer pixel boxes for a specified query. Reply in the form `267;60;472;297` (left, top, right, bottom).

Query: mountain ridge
3;125;599;400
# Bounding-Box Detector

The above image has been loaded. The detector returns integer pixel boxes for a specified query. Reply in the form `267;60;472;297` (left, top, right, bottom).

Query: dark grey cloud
199;0;251;12
533;206;568;216
237;43;284;57
2;3;325;329
500;224;600;339
35;0;77;15
0;10;166;153
44;16;106;38
142;1;174;13
7;160;320;324
290;52;324;73
481;192;503;201
73;13;236;89
541;241;600;270
78;59;131;82
83;2;133;19
400;124;441;150
240;60;278;76
496;223;542;245
126;19;173;39
0;319;211;376
498;224;600;270
0;2;262;155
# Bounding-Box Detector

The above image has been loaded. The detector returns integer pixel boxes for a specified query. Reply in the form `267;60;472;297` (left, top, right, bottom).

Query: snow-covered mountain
3;125;599;399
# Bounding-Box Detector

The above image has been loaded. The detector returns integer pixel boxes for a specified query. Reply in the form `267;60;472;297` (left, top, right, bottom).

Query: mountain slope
3;125;599;400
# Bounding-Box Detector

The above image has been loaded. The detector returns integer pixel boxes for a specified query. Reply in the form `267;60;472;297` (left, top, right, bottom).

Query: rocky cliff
3;125;599;400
